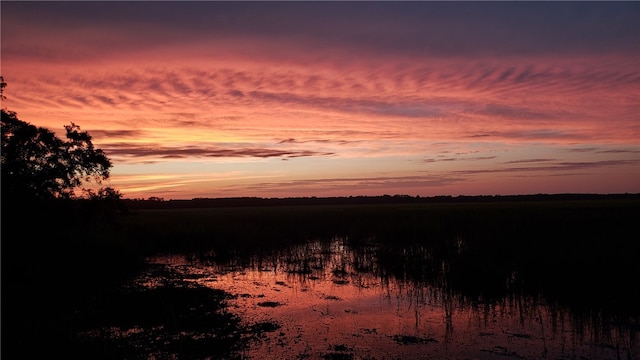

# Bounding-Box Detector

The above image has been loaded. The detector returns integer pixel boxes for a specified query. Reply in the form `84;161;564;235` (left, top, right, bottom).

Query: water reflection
144;237;638;359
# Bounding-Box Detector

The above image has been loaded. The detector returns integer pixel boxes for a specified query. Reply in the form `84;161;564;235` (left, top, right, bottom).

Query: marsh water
136;237;638;360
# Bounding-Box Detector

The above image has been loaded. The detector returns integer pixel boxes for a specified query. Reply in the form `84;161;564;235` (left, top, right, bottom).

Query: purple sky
2;1;639;199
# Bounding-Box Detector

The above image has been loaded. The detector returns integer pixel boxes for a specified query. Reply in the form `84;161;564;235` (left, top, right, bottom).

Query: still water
140;237;638;360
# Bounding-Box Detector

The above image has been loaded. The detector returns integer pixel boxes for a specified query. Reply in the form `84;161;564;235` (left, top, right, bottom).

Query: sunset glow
2;1;639;199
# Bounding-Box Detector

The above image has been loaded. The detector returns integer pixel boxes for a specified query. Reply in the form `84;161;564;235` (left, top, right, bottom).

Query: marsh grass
3;196;638;358
119;199;639;309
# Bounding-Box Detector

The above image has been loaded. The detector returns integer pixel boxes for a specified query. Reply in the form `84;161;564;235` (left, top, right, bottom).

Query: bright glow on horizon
2;2;639;199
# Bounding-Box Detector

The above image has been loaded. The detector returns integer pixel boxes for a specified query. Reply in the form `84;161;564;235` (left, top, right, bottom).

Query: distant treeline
122;193;640;210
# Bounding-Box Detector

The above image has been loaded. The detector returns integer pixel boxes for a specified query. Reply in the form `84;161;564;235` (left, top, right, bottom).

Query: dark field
2;195;639;359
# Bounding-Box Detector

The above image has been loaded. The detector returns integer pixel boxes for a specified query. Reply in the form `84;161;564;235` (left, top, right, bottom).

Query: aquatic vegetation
392;335;438;345
4;196;639;358
256;301;283;307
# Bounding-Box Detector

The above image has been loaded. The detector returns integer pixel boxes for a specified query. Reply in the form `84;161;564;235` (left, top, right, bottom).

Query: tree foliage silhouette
1;78;115;202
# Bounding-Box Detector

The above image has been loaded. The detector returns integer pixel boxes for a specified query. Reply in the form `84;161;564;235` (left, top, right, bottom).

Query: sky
1;1;639;200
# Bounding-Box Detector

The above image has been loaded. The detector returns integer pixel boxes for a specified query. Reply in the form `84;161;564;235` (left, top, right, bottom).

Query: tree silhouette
1;76;7;100
1;79;114;203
